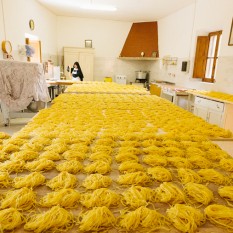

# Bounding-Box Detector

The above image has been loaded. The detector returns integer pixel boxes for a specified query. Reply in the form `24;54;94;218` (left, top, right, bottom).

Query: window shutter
193;36;209;79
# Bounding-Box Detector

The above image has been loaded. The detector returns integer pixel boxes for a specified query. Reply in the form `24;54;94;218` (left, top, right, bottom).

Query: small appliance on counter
135;71;150;83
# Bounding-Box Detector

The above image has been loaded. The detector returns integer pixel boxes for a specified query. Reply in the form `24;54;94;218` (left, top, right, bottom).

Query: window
193;30;222;83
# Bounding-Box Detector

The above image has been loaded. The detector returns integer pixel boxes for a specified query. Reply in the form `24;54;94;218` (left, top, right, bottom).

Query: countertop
186;90;233;105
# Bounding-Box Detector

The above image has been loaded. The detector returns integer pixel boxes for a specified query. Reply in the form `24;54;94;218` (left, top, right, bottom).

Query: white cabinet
64;47;94;81
193;96;233;132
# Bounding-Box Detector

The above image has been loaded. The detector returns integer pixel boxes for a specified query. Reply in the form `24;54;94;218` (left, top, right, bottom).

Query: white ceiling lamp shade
80;0;117;11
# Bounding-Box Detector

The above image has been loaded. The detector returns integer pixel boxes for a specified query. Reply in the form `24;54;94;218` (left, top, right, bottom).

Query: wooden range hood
119;21;159;60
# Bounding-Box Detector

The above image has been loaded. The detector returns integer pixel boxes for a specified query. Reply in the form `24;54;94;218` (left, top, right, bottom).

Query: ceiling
36;0;195;22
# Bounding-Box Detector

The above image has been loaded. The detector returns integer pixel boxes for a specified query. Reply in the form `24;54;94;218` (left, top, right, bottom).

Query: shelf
118;57;159;61
162;57;178;65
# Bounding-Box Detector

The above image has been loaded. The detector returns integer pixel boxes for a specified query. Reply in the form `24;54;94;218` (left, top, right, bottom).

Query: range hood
119;21;159;60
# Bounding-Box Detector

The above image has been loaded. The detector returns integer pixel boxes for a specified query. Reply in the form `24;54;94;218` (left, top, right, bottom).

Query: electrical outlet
172;73;176;77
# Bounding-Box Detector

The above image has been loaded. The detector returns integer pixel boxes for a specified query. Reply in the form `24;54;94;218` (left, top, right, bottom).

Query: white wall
57;17;152;82
0;0;57;63
157;0;233;94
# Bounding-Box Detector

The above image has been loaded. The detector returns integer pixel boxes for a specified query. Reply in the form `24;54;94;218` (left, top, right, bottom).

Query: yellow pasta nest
117;172;151;186
10;150;38;161
84;160;111;174
89;152;112;163
2;144;20;153
0;159;25;173
0;187;36;210
188;155;212;169
164;147;185;157
69;143;89;153
122;186;153;208
220;158;233;172
39;151;62;161
142;155;167;167
0;171;11;188
91;145;113;154
0;132;10;139
197;169;230;185
167;157;192;168
154;182;185;204
115;153;139;163
78;206;116;232
0;208;24;232
177;168;202;184
218;186;233;206
39;188;80;208
0;152;8;162
118;206;170;231
25;158;55;172
56;160;83;174
80;188;120;208
46;171;77;190
205;204;233;231
24;206;74;233
118;161;144;173
206;148;229;161
185;146;206;158
63;150;86;161
184;182;213;206
44;143;68;154
147;166;172;182
167;204;205;233
13;172;46;188
95;138;116;147
82;174;112;190
120;140;141;148
143;146;166;156
118;147;141;155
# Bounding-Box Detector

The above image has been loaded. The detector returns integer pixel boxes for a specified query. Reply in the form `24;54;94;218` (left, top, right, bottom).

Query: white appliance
115;75;127;85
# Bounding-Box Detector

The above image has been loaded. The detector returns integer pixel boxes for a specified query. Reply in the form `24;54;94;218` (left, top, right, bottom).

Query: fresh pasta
0;187;36;210
177;168;202;184
122;186;153;208
13;172;46;188
39;188;80;208
56;160;83;174
82;174;112;190
46;171;77;190
78;206;116;232
184;182;213;206
80;188;120;208
154;182;185;204
0;208;24;232
167;204;205;233
204;204;233;231
117;172;151;186
24;206;74;233
118;206;170;231
147;166;172;182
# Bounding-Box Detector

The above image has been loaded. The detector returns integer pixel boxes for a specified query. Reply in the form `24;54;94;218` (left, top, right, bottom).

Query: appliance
135;71;150;83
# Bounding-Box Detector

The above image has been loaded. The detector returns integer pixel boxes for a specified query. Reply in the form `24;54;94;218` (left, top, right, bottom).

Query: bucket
104;77;112;82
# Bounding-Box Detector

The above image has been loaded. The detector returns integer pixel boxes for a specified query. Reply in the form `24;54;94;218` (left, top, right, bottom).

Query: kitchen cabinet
193;96;233;132
64;47;94;81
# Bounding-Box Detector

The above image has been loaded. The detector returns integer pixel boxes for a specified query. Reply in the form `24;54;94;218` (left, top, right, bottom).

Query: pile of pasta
1;89;233;233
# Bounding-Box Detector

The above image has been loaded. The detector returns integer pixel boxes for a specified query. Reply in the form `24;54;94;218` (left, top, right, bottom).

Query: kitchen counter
150;82;189;109
187;90;233;105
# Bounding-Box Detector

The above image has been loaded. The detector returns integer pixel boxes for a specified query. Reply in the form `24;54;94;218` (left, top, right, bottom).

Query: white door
79;52;94;81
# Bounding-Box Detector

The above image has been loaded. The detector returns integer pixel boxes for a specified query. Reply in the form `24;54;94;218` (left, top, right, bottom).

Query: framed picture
228;18;233;46
85;40;92;48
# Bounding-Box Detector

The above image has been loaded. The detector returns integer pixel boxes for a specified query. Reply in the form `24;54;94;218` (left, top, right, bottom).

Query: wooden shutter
193;36;209;78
